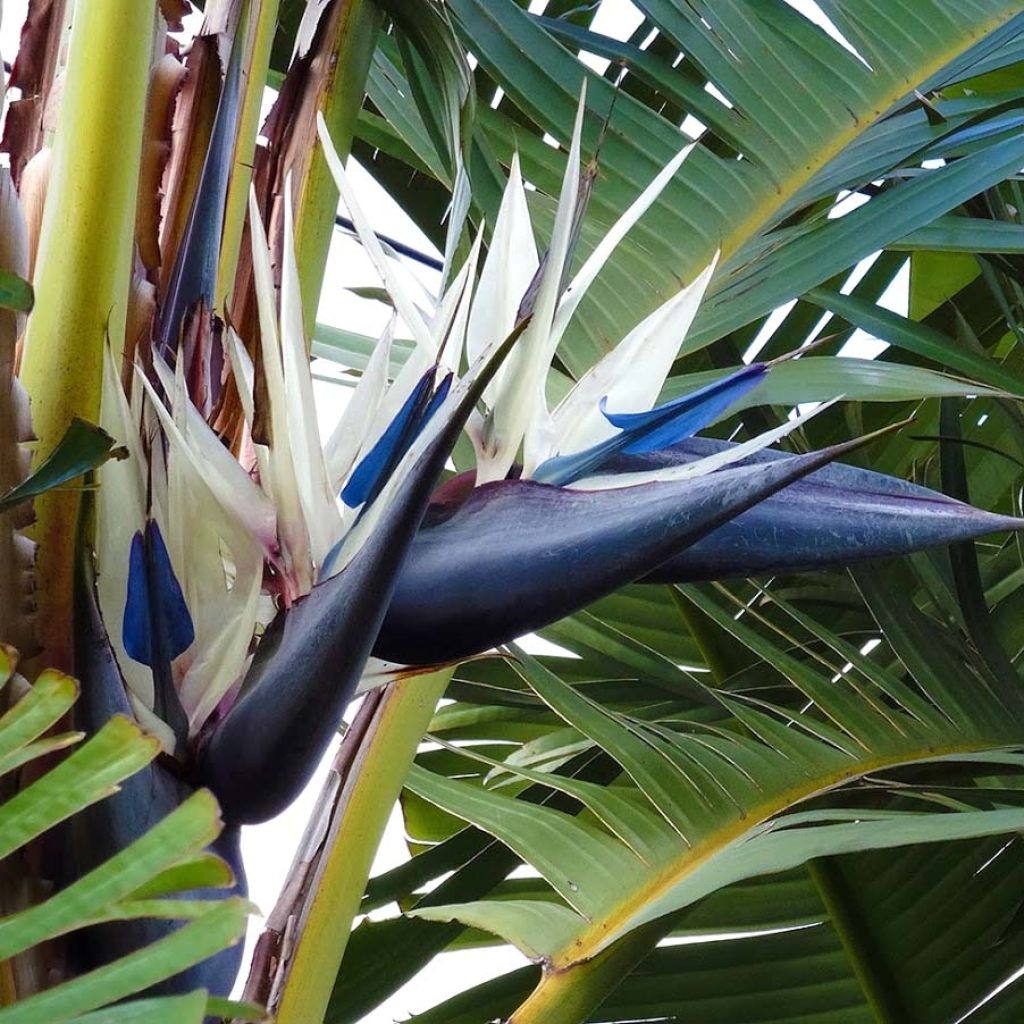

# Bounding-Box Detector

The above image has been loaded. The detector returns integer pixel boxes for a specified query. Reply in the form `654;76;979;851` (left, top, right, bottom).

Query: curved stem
256;670;453;1024
806;858;907;1024
509;921;669;1024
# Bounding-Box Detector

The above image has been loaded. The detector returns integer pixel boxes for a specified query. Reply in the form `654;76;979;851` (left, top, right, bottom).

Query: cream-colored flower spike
315;84;711;493
472;88;588;485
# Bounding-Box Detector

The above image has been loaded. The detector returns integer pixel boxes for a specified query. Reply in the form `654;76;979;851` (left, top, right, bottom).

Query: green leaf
659;356;1009;410
0;791;224;959
0;899;249;1024
0;418;119;514
66;992;208;1024
0;269;33;313
204;997;267;1021
0;661;253;1019
128;854;235;901
805;287;1024;395
312;321;414;376
0;716;158;860
0;669;79;770
398;595;1024;1019
894;215;1024;253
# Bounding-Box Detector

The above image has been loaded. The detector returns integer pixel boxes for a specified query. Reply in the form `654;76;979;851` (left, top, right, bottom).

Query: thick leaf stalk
215;0;282;306
18;0;156;669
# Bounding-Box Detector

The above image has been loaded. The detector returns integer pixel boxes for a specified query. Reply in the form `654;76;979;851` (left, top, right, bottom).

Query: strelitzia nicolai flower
75;88;1021;997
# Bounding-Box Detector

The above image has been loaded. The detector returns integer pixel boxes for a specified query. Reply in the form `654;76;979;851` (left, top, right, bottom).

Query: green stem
19;0;156;669
272;670;453;1024
669;583;750;684
509;921;670;1024
216;0;281;307
292;0;383;336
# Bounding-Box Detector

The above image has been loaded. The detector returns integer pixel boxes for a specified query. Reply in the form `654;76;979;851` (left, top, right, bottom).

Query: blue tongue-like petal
604;363;767;453
533;363;767;485
122;532;151;667
123;520;195;668
342;367;453;509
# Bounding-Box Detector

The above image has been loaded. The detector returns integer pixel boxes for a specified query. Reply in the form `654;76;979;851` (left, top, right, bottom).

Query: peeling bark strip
1;0;68;186
159;0;191;31
137;54;188;277
159;34;222;297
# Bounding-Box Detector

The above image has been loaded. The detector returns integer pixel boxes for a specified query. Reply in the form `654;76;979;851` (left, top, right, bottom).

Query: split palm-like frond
0;643;255;1024
300;4;1024;1021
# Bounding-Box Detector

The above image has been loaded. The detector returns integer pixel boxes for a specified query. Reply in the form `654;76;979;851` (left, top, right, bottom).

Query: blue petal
342;368;437;508
122;530;151;665
146;519;195;661
422;371;453;425
605;363;766;453
534;364;766;485
122;520;194;667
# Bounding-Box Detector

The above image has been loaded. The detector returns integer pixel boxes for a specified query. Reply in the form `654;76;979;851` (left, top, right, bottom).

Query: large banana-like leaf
359;0;1024;384
379;562;1024;1023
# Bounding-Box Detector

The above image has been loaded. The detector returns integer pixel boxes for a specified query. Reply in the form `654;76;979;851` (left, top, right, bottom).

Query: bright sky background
0;1;910;1020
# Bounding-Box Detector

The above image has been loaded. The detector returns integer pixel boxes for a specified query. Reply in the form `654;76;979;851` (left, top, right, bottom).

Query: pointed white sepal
542;254;719;466
549;142;695;349
249;188;314;597
476;85;588;485
317;112;437;358
281;183;344;570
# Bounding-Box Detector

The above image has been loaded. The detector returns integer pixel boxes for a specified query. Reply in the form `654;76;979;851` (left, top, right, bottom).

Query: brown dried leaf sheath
1;0;67;186
0;172;36;654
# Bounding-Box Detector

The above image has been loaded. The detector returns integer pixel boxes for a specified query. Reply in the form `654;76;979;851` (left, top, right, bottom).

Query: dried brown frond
1;0;68;186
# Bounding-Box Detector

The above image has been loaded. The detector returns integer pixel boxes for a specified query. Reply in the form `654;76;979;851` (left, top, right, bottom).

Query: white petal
317;114;436;357
281;184;344;568
550;142;695;348
478;85;588;484
465;151;538;373
176;482;264;732
549;255;719;460
137;362;279;555
96;345;151;713
433;226;484;375
249;189;314;594
223;327;271;484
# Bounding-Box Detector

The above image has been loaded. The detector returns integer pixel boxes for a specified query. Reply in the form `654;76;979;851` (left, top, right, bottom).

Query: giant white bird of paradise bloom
68;89;1022;995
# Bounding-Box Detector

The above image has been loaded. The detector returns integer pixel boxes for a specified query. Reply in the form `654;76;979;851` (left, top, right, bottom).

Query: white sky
0;1;909;1020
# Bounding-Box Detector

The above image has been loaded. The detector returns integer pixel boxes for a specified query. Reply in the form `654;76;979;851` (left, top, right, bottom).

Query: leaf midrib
715;7;1023;270
551;737;1015;969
